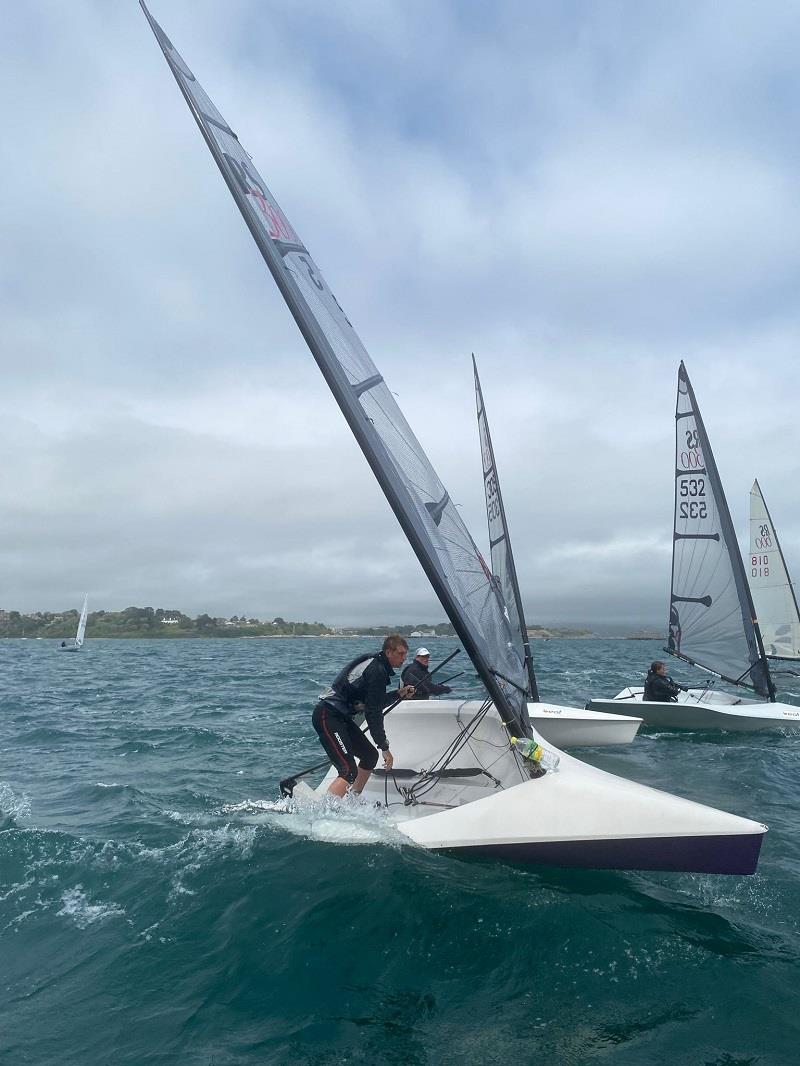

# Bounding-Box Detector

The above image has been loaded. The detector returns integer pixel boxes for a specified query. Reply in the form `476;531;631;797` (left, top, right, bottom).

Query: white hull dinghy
57;594;88;653
472;358;641;748
143;8;765;873
589;687;800;732
529;701;640;746
311;701;765;873
587;363;800;732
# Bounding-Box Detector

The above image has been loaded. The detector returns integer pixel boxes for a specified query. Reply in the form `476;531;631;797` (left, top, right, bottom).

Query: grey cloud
2;1;799;627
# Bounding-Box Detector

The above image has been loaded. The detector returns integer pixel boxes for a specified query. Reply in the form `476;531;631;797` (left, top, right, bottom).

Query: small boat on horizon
58;594;89;654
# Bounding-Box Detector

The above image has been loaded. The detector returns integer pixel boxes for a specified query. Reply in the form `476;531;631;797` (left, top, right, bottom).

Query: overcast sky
2;1;799;627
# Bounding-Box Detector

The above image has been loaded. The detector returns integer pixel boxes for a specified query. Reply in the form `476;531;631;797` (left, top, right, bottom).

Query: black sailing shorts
312;701;379;783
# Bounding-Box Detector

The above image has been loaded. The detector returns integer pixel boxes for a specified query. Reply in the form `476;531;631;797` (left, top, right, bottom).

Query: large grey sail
668;363;772;697
749;480;800;660
141;3;530;736
473;356;539;701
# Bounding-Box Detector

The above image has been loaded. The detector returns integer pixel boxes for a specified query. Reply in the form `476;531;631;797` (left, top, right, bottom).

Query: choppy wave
1;636;798;1065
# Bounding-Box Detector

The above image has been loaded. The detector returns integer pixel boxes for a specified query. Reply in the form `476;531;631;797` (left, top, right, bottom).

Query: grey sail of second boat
472;355;641;747
141;3;768;871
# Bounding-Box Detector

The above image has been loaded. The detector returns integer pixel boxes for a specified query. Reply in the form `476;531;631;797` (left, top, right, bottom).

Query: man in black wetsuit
401;648;452;700
643;660;687;702
312;634;415;798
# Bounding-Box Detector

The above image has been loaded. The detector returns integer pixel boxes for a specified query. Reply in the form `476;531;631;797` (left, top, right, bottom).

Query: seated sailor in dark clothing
312;634;415;798
401;648;452;700
643;660;687;702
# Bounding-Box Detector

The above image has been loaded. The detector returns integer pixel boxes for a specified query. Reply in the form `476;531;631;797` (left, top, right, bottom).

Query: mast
667;363;773;699
749;479;800;660
473;355;539;701
140;2;531;736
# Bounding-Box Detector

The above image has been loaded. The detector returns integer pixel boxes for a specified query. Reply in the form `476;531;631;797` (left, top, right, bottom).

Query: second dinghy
588;364;800;732
472;356;641;747
143;6;767;871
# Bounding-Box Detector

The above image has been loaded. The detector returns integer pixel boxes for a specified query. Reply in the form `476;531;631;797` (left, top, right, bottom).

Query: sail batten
749;480;800;661
141;2;530;736
473;357;539;701
667;363;772;698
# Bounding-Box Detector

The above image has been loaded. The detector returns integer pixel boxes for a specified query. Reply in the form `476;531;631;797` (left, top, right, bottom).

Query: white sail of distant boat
749;480;800;661
58;594;88;653
142;4;767;873
473;355;640;745
589;363;800;731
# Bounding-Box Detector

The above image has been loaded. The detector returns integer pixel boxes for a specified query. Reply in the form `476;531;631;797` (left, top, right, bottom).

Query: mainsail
76;595;89;647
473;356;539;701
141;3;530;736
667;363;772;697
749;480;800;660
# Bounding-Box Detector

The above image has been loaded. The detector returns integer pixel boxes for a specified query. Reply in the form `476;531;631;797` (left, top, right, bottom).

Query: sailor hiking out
312;635;415;797
401;648;452;700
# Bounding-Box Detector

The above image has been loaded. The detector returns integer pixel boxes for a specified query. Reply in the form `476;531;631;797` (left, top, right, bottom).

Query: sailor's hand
383;749;394;771
399;685;415;698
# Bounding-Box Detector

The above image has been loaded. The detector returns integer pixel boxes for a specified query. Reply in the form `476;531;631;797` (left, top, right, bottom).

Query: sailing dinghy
57;594;88;653
142;5;767;871
473;356;641;747
588;364;800;732
749;480;800;663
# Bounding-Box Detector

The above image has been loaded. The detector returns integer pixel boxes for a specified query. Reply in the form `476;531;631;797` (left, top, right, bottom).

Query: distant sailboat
58;594;88;653
142;5;767;872
588;364;800;731
749;480;800;662
473;356;641;747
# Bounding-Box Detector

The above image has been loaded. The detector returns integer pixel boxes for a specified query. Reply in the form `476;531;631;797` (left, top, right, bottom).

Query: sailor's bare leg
327;776;350;798
352;767;372;793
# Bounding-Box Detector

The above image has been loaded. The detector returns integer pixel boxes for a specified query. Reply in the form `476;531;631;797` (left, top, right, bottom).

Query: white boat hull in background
313;700;765;873
587;687;800;731
527;701;641;746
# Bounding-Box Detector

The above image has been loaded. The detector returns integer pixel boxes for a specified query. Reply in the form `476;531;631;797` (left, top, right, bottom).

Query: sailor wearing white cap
401;648;453;700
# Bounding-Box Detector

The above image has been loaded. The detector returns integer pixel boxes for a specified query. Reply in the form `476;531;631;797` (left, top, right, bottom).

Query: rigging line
420;702;498;788
463;727;522;783
404;700;495;803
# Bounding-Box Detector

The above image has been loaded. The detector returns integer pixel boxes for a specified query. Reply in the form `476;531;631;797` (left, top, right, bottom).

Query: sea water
1;637;798;1065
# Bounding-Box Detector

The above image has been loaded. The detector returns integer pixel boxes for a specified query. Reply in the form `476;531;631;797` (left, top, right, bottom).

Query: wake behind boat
142;6;766;872
587;364;800;732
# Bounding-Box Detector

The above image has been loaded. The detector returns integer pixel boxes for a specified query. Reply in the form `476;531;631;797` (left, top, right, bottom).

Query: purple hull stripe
440;833;763;875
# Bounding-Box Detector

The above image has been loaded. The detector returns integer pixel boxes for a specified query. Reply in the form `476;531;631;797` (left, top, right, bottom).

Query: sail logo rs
222;152;296;243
